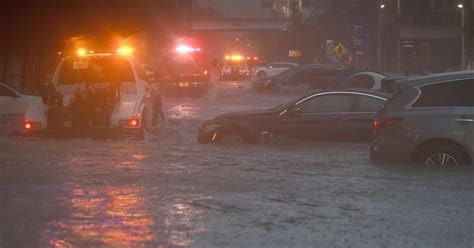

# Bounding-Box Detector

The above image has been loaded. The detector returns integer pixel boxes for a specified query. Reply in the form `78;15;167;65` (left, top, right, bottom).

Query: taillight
24;121;33;130
204;69;208;75
128;118;140;127
373;117;400;130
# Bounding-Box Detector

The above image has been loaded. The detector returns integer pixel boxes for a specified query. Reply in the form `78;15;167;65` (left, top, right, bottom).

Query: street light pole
397;0;401;73
378;3;384;72
459;4;465;70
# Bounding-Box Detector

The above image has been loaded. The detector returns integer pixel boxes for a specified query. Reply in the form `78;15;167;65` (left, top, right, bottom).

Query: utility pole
378;3;384;72
397;0;401;73
459;3;465;70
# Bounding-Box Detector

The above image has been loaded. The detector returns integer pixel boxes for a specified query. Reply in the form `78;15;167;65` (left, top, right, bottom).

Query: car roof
295;64;345;70
396;70;474;87
350;71;387;77
297;88;390;102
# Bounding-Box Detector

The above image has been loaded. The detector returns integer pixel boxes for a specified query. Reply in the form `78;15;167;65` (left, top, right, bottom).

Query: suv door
275;93;354;141
448;79;474;157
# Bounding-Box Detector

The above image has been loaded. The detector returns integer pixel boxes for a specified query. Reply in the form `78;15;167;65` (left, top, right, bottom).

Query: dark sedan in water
198;89;389;144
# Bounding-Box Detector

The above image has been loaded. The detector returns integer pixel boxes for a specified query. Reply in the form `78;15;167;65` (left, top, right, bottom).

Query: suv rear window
59;57;134;85
412;79;474;107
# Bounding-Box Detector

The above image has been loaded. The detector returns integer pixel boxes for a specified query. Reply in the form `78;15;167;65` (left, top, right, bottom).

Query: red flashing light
128;118;140;127
247;57;251;60
24;121;32;130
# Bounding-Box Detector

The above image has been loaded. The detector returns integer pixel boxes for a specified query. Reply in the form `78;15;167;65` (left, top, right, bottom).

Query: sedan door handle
454;118;474;124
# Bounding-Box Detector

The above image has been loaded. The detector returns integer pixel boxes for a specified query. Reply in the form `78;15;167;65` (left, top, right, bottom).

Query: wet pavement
1;85;473;247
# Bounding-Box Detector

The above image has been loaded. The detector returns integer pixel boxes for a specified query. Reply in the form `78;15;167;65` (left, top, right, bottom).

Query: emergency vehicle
23;47;161;138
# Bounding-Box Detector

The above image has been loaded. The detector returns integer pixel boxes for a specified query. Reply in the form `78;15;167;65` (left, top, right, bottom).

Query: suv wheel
419;146;467;166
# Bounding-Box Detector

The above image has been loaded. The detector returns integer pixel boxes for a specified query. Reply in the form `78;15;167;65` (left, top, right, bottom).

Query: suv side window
413;79;474;107
352;95;385;112
0;85;17;97
298;94;353;114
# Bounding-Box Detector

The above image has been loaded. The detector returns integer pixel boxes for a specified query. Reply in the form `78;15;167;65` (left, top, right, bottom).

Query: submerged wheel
418;145;468;166
136;111;148;140
220;132;244;145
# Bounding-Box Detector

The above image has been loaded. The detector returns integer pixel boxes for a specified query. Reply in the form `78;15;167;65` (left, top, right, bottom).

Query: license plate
179;82;189;87
64;120;72;128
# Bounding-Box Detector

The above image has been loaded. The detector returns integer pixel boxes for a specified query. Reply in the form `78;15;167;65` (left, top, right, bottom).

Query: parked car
0;83;39;117
161;61;210;97
253;64;352;91
339;71;386;90
339;71;405;94
199;89;388;144
24;51;162;138
371;71;474;166
251;62;298;80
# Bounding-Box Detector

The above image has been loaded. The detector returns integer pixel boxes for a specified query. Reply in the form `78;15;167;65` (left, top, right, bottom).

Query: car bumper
370;135;413;163
162;82;210;95
220;74;250;80
21;126;139;138
197;125;223;144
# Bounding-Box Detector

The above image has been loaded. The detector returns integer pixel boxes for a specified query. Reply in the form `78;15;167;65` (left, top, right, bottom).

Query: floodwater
1;83;473;247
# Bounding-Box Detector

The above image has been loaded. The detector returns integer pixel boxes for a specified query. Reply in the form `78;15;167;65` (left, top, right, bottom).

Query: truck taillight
128;118;140;127
24;121;33;130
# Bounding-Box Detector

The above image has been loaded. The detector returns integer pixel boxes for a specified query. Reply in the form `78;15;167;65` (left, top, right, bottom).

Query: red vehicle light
254;56;258;60
128;118;140;127
204;69;208;75
24;121;33;130
373;117;400;130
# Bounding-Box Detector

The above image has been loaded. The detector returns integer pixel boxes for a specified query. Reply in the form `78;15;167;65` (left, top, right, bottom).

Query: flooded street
1;88;473;247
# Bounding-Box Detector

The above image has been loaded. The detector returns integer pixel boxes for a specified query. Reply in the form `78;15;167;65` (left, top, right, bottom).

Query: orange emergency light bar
74;46;133;56
226;55;244;61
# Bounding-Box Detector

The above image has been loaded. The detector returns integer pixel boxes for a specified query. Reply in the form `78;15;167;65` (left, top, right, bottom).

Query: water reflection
45;185;154;247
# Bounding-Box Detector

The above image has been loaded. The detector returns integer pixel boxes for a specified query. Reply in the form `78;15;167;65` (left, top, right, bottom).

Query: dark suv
371;71;474;166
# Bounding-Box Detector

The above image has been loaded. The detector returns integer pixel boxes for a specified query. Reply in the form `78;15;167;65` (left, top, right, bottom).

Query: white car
251;62;298;80
23;52;159;138
0;83;39;117
338;71;386;91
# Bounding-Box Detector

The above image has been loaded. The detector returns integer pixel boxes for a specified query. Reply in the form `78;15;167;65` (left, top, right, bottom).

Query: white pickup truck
23;52;161;138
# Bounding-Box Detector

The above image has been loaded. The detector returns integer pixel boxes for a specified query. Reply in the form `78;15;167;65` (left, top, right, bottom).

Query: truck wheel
136;111;148;140
257;71;267;80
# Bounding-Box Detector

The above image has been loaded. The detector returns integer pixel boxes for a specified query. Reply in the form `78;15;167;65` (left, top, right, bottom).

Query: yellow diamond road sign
333;43;347;57
289;49;301;58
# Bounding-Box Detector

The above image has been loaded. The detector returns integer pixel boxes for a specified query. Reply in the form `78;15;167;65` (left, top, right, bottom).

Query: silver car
371;71;474;166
